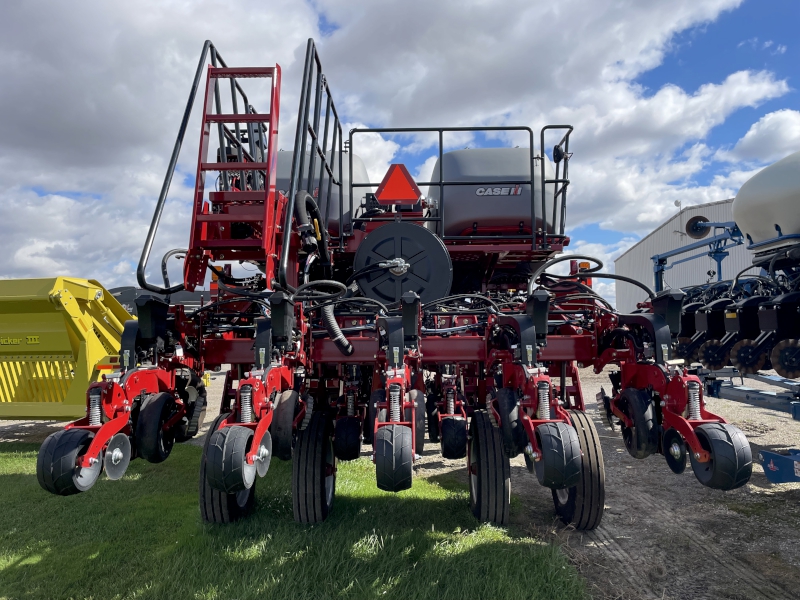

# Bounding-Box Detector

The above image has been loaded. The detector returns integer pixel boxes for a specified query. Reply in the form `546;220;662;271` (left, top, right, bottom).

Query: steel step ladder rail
184;63;281;290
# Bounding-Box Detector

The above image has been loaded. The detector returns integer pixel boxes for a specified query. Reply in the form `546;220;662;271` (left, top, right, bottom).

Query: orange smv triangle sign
375;164;422;205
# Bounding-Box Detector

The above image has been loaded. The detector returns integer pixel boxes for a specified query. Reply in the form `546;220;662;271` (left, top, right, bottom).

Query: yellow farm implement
0;277;132;420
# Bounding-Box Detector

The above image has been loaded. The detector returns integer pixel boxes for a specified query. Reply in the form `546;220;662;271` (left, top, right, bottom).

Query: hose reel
352;222;452;304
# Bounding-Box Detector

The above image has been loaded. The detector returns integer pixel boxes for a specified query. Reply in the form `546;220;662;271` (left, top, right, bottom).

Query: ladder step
209;191;266;203
201;162;269;171
200;239;264;249
196;214;264;223
205;113;271;124
210;67;274;78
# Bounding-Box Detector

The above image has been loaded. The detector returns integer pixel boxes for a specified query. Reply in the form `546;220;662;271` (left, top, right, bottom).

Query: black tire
375;425;413;492
205;425;256;493
334;416;362;461
618;388;658;459
365;389;383;446
200;413;256;523
293;411;336;523
271;389;298;461
552;410;605;530
689;423;752;490
468;410;510;525
37;428;98;496
175;374;207;442
137;392;177;463
534;422;582;489
426;392;440;443
406;389;425;454
496;387;527;458
440;416;467;459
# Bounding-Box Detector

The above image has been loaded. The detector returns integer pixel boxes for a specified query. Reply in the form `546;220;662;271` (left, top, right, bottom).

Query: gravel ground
4;367;799;600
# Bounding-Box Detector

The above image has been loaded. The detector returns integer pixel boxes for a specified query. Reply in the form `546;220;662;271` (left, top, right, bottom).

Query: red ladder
184;64;282;291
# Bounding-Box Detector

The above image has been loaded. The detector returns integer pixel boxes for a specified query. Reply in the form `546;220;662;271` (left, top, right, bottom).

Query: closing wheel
552;410;605;530
698;340;730;372
440;416;467;459
675;336;693;360
136;392;177;464
206;425;257;493
365;389;383;446
175;373;207;442
271;390;298;461
618;388;658;459
496;387;527;458
334;416;362;461
533;422;582;489
375;424;413;492
200;413;256;523
730;339;766;374
662;428;687;474
293;411;336;523
426;392;440;443
689;423;752;490
406;389;425;454
103;433;132;481
37;428;102;496
468;410;510;525
770;339;800;379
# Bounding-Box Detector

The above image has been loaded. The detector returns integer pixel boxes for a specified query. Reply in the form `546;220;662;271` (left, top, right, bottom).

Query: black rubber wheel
468;410;510;525
375;424;413;492
37;428;100;496
689;423;752;490
533;422;582;489
200;413;256;523
440;416;467;459
334;416;362;461
365;389;383;446
271;389;298;461
496;387;527;458
136;392;177;463
205;425;256;493
426;392;440;443
406;389;425;454
293;411;336;523
618;388;658;459
552;410;605;530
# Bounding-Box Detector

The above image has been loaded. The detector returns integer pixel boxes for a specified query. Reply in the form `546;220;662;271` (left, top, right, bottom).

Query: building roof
614;198;734;263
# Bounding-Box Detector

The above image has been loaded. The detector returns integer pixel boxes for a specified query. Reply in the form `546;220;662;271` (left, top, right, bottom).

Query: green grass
0;442;585;600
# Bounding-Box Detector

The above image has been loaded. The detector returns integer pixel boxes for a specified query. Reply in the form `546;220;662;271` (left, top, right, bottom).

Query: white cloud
0;0;792;294
716;109;800;163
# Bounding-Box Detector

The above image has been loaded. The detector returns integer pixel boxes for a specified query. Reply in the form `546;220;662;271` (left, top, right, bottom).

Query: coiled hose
322;303;354;356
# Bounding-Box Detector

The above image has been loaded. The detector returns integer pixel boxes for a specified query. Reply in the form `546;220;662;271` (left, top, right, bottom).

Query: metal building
614;199;753;313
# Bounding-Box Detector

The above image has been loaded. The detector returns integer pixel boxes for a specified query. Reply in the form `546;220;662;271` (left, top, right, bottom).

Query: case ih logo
475;185;523;196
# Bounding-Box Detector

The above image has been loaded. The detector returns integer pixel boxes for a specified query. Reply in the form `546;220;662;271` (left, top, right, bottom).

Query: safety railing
279;39;344;288
347;125;572;251
137;41;276;295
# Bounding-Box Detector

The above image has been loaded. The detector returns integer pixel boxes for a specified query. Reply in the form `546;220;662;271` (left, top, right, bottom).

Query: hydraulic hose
322;303;354;356
293;191;331;277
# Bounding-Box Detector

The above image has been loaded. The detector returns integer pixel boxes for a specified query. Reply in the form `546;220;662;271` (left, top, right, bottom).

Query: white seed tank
733;149;800;252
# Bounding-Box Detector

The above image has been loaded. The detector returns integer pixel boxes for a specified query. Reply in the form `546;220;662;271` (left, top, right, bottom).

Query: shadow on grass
0;442;584;600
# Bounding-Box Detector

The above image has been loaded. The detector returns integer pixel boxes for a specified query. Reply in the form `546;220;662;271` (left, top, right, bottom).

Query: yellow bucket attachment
0;278;133;420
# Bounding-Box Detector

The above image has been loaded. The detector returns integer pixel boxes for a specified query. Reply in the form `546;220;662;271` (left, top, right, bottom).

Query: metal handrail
279;39;344;288
348;126;572;250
